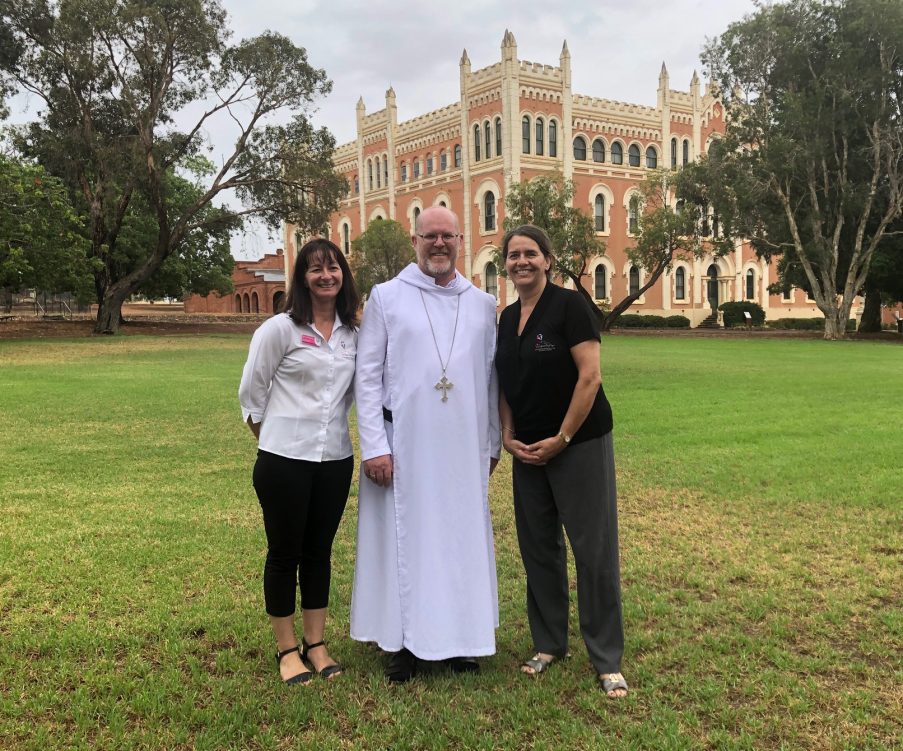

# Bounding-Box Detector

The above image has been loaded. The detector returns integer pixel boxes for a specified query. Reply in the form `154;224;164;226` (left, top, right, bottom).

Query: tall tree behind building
0;0;346;333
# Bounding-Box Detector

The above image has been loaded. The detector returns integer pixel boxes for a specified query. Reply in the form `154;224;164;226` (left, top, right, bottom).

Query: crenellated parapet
395;125;462;154
518;59;562;79
468;61;503;85
572;94;659;118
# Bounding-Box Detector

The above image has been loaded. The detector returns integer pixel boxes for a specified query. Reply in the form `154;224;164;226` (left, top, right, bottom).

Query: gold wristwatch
557;431;571;445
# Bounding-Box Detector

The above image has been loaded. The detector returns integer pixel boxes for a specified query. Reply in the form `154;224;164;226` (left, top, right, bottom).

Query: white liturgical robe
351;264;501;659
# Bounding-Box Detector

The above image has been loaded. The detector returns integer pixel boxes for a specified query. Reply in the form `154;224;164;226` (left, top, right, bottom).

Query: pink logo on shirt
301;334;319;346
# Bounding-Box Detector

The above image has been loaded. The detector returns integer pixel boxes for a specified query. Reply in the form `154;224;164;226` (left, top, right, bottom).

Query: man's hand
363;454;393;487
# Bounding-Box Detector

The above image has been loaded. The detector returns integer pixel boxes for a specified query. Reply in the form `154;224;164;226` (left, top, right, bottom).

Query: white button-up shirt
239;312;357;461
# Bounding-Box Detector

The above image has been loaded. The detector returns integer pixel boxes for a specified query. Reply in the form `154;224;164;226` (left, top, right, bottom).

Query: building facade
184;249;286;315
284;32;829;325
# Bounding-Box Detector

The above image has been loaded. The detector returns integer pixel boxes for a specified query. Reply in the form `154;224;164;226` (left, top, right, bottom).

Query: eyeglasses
416;233;461;244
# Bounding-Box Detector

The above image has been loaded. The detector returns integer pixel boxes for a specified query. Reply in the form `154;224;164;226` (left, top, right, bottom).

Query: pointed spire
386;86;396;100
356;96;365;112
560;40;570;58
460;48;470;66
691;69;700;86
660;61;668;77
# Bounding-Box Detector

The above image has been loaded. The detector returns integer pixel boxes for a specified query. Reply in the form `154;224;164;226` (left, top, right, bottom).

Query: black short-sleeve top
496;283;613;446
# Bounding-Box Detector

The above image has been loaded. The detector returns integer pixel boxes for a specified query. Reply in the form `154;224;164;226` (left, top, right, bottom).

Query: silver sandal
599;672;629;697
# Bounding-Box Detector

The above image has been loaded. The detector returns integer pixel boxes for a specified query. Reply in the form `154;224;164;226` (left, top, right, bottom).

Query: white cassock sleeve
354;287;392;461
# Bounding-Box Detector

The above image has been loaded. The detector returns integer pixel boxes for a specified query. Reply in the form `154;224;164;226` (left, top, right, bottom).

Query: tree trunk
94;291;128;334
858;280;882;333
823;305;849;340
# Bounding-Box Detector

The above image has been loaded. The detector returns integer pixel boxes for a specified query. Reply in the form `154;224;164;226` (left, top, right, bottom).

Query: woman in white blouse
239;238;360;685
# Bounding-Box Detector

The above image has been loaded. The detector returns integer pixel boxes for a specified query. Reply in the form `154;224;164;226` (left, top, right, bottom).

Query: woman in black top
496;224;627;698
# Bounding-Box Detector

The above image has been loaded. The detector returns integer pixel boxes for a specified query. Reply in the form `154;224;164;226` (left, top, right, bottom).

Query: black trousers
252;450;353;617
512;432;624;675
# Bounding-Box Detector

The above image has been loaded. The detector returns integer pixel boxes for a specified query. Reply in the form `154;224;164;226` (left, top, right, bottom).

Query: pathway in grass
1;335;900;750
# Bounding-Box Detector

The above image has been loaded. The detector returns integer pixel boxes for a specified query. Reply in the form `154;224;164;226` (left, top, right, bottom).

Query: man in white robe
351;206;500;681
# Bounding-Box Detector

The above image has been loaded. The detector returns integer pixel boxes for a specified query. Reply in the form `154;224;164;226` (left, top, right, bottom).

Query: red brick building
184;249;286;315
284;32;843;326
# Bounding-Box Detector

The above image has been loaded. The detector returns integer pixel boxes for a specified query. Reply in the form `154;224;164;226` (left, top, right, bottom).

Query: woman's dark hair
283;238;360;328
501;224;554;278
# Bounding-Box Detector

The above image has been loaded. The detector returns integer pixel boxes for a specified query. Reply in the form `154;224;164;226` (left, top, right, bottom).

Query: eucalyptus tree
1;0;346;332
703;0;903;339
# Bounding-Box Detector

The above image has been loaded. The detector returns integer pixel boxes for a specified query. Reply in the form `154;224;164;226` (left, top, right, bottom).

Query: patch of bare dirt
0;314;266;340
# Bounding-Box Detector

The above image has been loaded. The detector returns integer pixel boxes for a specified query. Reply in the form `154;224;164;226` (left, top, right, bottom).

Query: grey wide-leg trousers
512;432;624;675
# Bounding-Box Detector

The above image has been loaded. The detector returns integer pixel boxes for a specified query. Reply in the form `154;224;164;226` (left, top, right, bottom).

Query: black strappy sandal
275;645;313;685
301;638;344;679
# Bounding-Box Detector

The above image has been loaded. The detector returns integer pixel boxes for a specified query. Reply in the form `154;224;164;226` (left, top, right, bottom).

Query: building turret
657;61;670;108
501;29;517;62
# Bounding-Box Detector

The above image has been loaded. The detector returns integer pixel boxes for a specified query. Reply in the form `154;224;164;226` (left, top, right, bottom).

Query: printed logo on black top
534;332;556;352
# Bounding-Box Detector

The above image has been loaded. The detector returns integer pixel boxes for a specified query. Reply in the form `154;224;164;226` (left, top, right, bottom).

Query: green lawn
1;334;900;750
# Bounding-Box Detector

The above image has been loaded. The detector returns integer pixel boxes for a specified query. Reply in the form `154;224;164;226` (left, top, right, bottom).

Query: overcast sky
9;0;759;259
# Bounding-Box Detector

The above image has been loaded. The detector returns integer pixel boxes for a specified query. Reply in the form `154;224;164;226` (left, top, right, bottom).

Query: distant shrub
719;301;766;327
613;314;645;328
610;313;690;329
767;317;854;331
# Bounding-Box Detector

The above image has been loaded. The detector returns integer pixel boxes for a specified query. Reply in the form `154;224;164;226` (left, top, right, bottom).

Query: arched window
251;291;259;314
671;137;678;168
439;200;447;207
454;144;462;168
682;139;689;165
628;144;641;167
353;176;359;194
746;269;756;300
573;136;587;161
413;206;420;224
427;154;434;175
594;195;605;232
342;223;350;255
594;266;607;300
548;120;557;157
375;158;380;188
440;151;447;171
484;121;491;159
272;291;284;314
400;163;407;183
628;198;639;234
495;117;502;157
535;117;544;156
235;294;241;312
368;160;373;190
474;124;481;161
242;293;250;313
592;139;605;163
383;156;388;186
646;146;657;169
629;266;640;296
675;267;686;300
611;142;623;165
484;192;496;231
522;116;530;154
413;159;420;179
485;262;498;299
